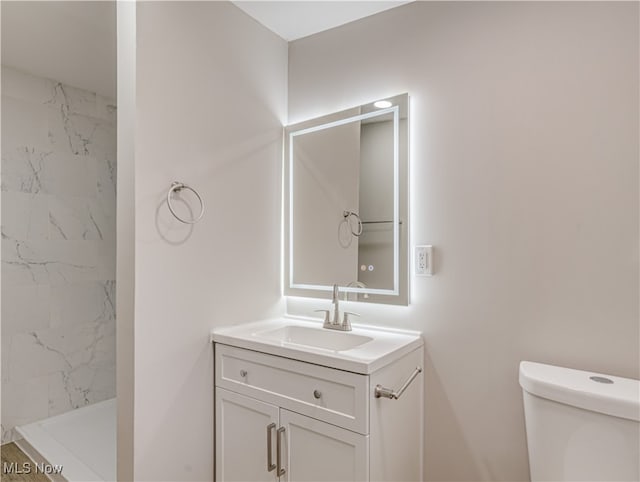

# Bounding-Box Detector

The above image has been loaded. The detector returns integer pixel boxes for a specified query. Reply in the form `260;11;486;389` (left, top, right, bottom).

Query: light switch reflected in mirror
284;94;409;305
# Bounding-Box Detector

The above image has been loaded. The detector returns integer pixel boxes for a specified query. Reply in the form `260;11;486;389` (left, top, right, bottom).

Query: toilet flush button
590;376;613;384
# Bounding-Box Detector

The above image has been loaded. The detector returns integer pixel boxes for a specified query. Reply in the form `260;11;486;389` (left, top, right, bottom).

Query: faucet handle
314;309;331;324
342;311;359;331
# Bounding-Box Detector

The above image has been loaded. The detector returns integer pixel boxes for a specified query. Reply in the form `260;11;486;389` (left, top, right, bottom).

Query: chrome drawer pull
313;390;322;399
266;423;276;472
240;370;247;378
374;366;422;400
276;426;286;476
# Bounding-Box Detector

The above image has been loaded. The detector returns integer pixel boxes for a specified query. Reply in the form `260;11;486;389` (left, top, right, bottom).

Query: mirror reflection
285;94;409;305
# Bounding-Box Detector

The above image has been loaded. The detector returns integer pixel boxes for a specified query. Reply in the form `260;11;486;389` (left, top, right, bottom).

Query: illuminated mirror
284;93;409;305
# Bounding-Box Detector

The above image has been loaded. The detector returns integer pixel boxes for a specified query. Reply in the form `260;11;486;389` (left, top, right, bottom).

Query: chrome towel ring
343;211;363;236
167;181;205;224
338;210;363;248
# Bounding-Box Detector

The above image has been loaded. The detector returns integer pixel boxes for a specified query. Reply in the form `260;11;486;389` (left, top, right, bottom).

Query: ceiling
1;1;116;99
232;1;413;41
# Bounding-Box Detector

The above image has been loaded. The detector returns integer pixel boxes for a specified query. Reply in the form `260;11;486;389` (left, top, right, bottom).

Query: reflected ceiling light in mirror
374;100;393;109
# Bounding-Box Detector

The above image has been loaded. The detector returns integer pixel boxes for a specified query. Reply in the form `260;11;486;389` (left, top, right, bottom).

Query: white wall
1;1;116;99
287;2;639;480
133;2;286;480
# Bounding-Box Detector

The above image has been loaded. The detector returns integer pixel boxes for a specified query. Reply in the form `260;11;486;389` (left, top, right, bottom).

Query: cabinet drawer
215;344;369;434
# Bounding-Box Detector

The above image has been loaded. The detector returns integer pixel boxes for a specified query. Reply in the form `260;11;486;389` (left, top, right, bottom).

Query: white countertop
210;316;423;374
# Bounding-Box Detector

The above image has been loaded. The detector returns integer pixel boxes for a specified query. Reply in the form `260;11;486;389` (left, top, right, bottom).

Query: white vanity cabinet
216;388;368;481
214;342;424;482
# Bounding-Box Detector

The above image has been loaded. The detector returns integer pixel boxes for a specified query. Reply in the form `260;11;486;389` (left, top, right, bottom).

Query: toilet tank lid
519;361;639;422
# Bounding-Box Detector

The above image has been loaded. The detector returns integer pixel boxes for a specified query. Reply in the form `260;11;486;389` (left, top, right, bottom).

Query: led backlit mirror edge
284;93;409;306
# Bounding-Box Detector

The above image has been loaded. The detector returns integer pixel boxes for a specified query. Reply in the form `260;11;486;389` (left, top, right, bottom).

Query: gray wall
287;2;639;480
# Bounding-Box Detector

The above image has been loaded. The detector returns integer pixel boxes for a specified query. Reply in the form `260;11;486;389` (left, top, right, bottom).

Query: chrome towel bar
374;366;422;400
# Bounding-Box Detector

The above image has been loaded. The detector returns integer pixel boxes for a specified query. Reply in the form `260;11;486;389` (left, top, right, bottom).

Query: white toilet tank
519;361;639;482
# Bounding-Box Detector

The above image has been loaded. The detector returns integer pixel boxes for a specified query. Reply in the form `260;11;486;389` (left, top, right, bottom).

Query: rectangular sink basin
255;325;374;351
211;317;423;374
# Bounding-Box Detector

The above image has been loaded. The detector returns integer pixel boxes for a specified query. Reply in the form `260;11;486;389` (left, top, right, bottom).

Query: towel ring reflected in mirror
343;211;363;236
338;211;363;248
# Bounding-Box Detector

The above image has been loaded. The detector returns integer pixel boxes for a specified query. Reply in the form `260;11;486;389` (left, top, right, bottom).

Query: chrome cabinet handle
240;370;248;378
374;366;423;400
266;423;276;472
276;426;286;476
313;389;322;399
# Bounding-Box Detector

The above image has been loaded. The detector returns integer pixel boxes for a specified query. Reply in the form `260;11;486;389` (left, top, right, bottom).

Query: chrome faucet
314;284;358;331
332;284;340;326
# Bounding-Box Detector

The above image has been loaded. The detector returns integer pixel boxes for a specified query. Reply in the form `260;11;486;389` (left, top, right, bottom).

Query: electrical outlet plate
415;245;433;276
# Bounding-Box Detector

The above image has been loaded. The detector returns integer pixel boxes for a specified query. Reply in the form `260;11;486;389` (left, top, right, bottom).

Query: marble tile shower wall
0;67;116;443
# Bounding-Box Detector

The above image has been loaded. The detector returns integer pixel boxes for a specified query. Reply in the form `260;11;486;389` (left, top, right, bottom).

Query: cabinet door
216;388;279;482
280;409;369;482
